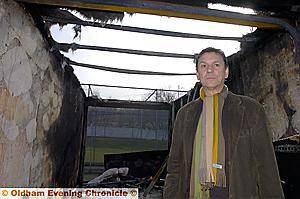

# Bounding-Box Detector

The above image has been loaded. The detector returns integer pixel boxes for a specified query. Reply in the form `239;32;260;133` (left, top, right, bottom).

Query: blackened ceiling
155;0;300;19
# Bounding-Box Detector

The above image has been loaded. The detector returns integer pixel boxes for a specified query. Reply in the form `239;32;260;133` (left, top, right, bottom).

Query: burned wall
230;30;300;140
0;0;85;187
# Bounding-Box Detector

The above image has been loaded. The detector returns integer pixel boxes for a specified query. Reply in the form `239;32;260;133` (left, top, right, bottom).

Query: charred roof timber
13;0;287;28
68;59;195;76
42;15;253;42
17;0;300;63
58;42;195;59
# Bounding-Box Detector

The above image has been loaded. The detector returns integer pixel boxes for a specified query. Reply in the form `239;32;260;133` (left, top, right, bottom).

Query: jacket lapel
183;98;203;197
184;98;203;161
188;99;203;147
222;92;245;171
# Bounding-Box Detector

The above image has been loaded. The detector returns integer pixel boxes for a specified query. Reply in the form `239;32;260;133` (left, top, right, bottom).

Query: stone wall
230;30;300;140
0;0;85;187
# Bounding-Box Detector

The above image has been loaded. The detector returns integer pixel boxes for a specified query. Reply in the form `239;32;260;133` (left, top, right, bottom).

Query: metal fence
84;106;170;181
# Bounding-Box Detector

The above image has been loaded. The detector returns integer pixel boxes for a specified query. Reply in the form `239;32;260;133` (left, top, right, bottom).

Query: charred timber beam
17;0;280;28
18;0;300;62
68;59;195;76
57;42;194;59
43;16;253;42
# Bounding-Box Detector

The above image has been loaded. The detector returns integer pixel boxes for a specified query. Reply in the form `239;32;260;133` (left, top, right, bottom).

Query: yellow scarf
190;86;228;198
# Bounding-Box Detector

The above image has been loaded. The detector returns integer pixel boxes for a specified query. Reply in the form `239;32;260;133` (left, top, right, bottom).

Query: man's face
196;52;229;92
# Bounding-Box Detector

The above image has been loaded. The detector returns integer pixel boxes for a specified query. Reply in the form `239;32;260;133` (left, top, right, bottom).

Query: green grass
84;174;99;182
84;136;168;164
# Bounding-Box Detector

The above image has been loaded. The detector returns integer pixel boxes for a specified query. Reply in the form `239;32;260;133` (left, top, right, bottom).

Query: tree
143;89;179;103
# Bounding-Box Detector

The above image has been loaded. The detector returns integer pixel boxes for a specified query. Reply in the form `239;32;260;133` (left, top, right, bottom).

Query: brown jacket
164;92;284;199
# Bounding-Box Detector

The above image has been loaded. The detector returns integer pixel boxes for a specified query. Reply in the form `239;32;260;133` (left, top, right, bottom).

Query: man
163;47;284;199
